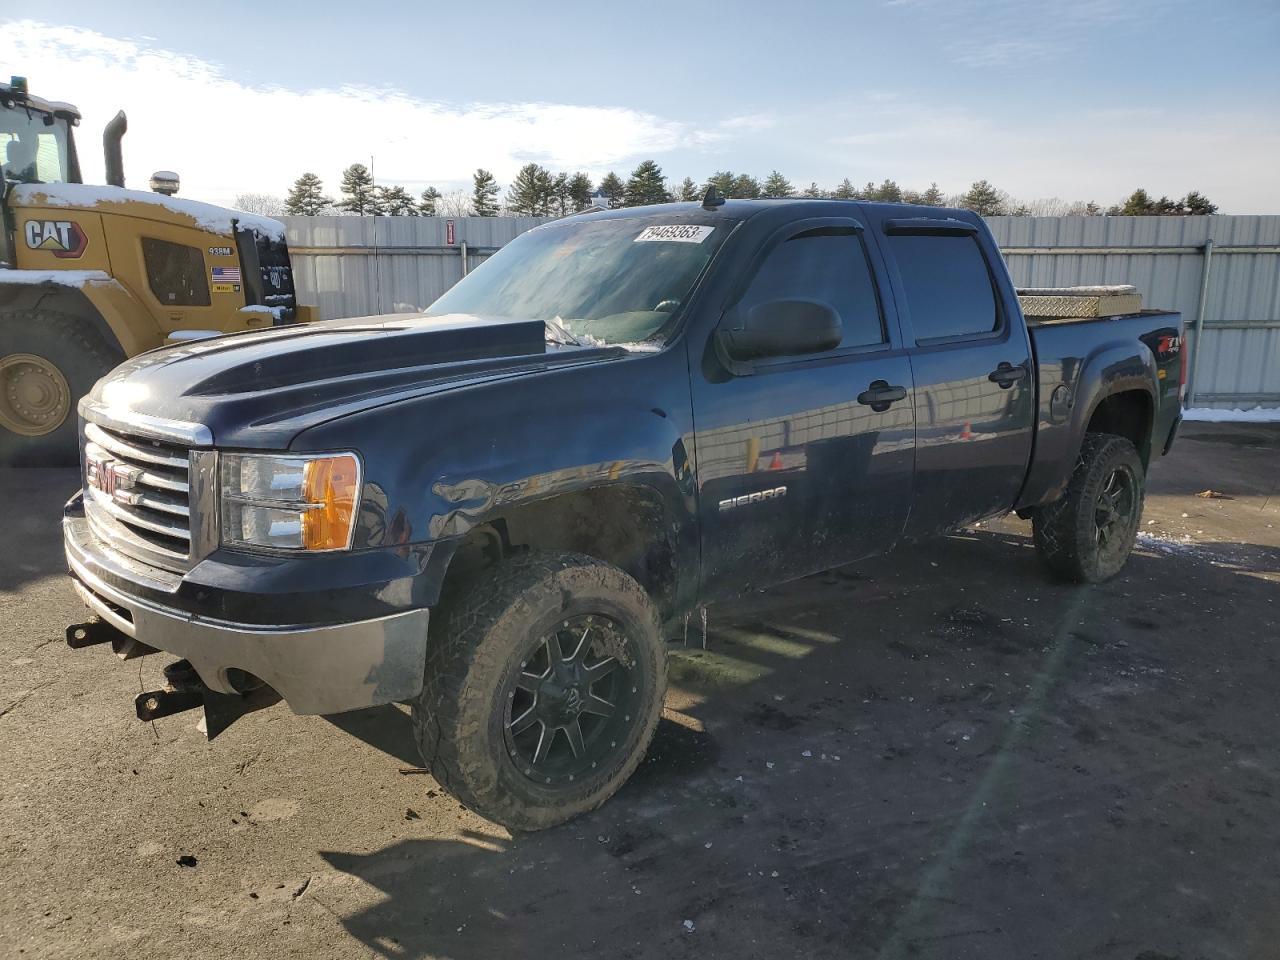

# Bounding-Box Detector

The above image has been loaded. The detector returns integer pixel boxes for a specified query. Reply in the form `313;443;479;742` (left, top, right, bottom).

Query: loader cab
0;78;82;187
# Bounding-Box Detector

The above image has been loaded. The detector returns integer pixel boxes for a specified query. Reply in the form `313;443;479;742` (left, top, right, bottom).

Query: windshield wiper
544;316;583;347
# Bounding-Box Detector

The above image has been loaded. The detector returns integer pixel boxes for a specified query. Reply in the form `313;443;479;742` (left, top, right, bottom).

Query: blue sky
3;1;1279;211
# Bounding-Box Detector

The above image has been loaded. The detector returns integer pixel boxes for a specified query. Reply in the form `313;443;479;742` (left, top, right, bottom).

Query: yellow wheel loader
0;77;315;466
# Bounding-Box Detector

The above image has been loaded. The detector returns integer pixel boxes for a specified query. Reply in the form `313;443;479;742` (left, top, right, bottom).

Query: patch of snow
238;304;287;321
1135;532;1211;559
0;268;112;286
1183;406;1280;423
165;329;224;343
9;183;286;240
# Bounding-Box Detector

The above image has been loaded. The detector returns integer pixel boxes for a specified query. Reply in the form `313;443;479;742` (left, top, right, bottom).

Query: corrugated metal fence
987;215;1280;408
285;213;1280;408
283;215;546;320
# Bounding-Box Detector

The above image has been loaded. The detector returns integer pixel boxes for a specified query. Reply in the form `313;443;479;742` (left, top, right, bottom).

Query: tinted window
142;238;210;307
890;234;997;340
740;229;885;349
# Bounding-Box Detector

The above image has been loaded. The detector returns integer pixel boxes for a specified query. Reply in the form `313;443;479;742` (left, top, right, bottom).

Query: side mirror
719;298;842;363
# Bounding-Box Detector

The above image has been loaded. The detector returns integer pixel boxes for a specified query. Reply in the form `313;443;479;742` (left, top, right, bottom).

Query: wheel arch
435;480;692;628
1083;389;1154;466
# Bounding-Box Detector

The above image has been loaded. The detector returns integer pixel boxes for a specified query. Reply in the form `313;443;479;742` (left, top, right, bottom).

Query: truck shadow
315;525;1280;960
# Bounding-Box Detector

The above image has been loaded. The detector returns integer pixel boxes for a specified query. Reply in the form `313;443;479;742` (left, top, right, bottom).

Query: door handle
857;380;908;412
988;362;1028;388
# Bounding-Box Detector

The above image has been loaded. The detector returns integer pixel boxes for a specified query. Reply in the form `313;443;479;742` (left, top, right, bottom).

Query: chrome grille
83;422;192;572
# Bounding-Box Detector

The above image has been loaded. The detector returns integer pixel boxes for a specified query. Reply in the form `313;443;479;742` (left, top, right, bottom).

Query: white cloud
0;20;709;205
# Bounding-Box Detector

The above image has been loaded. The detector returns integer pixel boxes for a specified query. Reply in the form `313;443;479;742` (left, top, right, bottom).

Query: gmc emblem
86;451;142;505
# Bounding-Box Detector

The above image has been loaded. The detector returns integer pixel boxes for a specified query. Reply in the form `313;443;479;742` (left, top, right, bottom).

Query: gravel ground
2;422;1278;960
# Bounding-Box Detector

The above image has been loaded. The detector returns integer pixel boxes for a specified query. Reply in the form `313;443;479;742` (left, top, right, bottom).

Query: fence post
1186;237;1214;407
460;241;468;277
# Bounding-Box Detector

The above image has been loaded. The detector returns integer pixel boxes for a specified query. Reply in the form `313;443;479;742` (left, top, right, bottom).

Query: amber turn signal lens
301;454;360;550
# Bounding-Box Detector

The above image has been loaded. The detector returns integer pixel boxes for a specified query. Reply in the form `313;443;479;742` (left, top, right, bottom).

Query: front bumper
65;513;431;716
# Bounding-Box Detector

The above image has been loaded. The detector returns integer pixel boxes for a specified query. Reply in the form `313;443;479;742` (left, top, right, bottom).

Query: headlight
220;452;361;551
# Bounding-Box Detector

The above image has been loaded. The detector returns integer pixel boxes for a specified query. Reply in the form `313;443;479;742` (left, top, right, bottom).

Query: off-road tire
0;309;123;467
1032;433;1145;583
411;551;667;831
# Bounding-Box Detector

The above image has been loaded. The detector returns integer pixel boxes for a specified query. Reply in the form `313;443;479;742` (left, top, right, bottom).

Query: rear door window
740;227;885;350
889;234;998;341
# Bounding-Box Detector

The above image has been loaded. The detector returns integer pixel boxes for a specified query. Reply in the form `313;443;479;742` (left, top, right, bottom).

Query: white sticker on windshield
634;224;715;243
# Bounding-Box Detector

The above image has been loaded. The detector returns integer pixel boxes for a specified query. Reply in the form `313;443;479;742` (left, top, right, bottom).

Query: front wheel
0;309;123;467
1032;433;1145;583
411;552;667;831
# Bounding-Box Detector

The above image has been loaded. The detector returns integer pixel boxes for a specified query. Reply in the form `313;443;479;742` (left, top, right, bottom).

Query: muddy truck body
62;198;1184;829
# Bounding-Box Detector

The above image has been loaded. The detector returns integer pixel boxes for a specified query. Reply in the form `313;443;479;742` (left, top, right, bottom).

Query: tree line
266;160;1217;219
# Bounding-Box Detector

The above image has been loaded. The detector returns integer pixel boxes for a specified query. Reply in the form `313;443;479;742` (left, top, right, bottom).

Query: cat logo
23;219;89;259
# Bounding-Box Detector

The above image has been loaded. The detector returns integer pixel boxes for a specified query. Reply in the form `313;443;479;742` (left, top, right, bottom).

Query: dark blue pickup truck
63;196;1183;829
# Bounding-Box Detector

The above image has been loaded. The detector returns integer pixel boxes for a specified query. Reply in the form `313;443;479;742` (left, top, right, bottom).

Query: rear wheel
412;552;667;831
0;310;123;467
1032;433;1145;583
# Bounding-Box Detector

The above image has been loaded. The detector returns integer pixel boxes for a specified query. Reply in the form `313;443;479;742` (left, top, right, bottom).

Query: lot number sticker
634;225;715;243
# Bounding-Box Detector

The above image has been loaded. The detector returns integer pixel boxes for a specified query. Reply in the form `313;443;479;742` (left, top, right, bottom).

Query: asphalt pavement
2;422;1278;960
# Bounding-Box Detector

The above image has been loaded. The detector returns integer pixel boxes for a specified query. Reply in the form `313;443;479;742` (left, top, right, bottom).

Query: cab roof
0;81;81;122
567;197;978;228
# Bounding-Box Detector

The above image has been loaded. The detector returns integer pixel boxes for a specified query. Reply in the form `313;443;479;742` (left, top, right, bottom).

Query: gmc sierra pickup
63;195;1183;829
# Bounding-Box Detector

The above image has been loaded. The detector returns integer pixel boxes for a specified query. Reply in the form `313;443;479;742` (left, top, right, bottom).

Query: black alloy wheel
503;614;641;785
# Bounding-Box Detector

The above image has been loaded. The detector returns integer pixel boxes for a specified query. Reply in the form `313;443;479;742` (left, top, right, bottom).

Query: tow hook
66;616;158;660
136;659;280;740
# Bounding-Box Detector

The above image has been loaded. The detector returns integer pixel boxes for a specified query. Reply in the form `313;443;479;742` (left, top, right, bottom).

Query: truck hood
87;313;625;448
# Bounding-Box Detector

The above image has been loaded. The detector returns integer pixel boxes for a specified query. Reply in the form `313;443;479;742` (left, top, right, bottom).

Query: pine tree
507;163;550;216
1084;201;1102;216
1117;188;1155;216
599;171;625;208
624;160;670;206
337;163;378;215
761;170;795;198
380;185;418;216
870;179;902;202
419;186;441;216
676;177;700;201
705;171;735;197
284;172;332;216
920;182;945;206
731;173;761;199
472;169;500;217
802;182;824;198
1181;190;1217;216
549;172;571;216
568;172;594;211
832;178;856;200
961;179;1008;216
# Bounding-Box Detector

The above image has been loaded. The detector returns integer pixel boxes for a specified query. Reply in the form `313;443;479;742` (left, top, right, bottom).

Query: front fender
290;347;700;604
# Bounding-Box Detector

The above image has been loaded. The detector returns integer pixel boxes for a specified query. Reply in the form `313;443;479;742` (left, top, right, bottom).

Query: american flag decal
212;266;241;283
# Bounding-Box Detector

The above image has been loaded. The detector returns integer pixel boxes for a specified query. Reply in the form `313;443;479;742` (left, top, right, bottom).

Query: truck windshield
1;107;71;184
425;214;735;345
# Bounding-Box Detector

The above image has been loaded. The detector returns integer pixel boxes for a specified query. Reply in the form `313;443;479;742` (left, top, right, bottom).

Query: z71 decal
24;219;88;259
